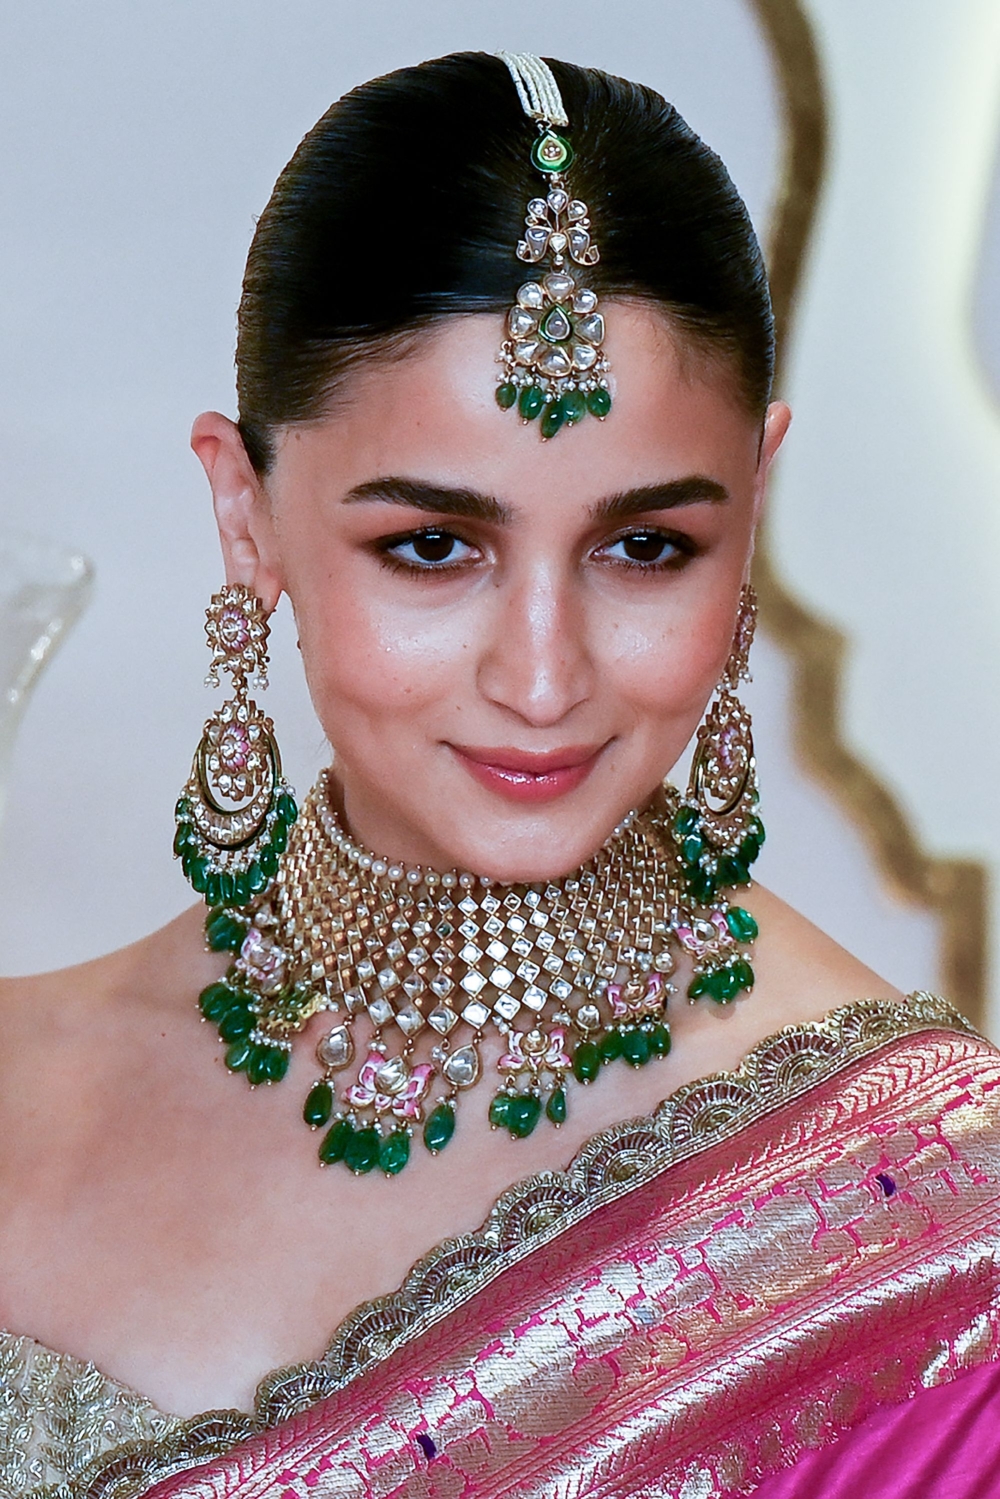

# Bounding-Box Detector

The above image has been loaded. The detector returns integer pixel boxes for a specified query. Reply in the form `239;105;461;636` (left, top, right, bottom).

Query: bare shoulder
743;882;905;1028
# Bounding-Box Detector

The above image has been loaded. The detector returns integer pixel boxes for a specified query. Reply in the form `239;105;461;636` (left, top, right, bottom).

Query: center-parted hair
236;51;773;472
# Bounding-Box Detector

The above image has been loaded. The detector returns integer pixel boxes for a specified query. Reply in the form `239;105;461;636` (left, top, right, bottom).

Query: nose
477;558;594;728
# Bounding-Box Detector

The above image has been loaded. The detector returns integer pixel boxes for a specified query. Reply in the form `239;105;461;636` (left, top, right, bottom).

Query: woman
2;49;999;1499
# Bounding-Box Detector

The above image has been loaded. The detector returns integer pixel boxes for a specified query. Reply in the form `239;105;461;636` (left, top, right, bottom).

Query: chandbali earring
667;583;765;1002
173;584;298;914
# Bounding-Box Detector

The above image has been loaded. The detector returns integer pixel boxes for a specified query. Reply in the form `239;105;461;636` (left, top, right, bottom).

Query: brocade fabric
4;994;1000;1498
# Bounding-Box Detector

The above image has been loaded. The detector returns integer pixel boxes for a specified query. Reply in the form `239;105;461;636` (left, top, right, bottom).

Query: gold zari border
75;992;972;1497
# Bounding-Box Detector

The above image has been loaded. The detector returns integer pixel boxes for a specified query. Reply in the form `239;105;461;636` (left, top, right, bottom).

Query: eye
382;529;478;569
599;530;686;568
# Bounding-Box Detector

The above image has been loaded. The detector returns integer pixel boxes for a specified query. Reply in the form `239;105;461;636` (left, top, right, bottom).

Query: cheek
599;592;733;731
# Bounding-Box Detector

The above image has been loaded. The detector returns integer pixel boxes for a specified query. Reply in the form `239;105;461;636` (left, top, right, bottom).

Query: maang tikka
174;584;298;916
494;52;612;439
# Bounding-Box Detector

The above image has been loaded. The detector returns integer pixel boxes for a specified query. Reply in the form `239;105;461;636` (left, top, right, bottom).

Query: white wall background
0;1;996;1029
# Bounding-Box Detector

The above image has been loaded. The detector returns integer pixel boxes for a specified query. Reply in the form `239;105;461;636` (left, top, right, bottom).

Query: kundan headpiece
494;52;612;439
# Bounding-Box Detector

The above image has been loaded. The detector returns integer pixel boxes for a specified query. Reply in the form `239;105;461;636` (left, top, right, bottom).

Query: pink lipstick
449;743;606;804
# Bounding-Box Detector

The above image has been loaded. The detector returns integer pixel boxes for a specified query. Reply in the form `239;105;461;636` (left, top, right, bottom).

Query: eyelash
374;525;699;577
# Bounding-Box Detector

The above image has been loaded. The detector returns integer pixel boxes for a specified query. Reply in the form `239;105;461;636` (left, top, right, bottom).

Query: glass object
0;531;93;836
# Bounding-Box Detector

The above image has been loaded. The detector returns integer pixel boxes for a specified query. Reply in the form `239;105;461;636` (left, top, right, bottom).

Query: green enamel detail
726;906;759;943
379;1130;411;1176
173;823;195;857
489;1092;512;1129
531;131;574;174
587;386;612;418
518;384;545;420
319;1116;353;1164
304;1080;334;1128
621;1028;651;1067
224;1037;253;1072
572;1040;601;1084
496;382;518;410
598;1030;623;1064
218;1005;254;1043
260;845;279;878
649;1023;672;1056
673;805;699;837
423;1102;456;1153
276;792;298;825
199;982;238;1023
507;1093;542;1139
545;1087;567;1125
344;1126;380;1174
561;388;587;425
205;909;247;953
540;402;565;440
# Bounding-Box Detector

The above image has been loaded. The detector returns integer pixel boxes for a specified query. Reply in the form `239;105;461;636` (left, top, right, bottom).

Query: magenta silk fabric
752;1359;1000;1498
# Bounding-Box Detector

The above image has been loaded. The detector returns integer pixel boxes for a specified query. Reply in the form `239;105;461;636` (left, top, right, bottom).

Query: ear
191;412;285;613
752;399;792;524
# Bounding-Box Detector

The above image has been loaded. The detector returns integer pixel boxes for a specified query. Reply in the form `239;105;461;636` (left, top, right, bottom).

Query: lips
449;743;607;804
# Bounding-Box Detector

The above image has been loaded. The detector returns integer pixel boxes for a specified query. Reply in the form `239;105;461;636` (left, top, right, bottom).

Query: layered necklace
189;771;760;1178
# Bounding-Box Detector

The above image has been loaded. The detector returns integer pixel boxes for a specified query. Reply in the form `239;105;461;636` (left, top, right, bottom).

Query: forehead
272;304;761;508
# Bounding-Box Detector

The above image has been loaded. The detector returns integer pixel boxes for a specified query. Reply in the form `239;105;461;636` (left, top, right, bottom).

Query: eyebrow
342;474;728;524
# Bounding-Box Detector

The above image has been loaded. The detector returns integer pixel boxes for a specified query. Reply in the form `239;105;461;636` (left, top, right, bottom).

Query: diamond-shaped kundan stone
490;966;514;991
515;340;542;365
344;987;366;1012
427;1005;458;1034
544;271;575;301
550;978;574;1001
356;958;375;982
493;993;520;1022
573;290;597;316
548;231;568;254
377;967;399;991
572;343;598;371
443;1045;481;1088
316;1025;354;1069
538;346;572;378
402;973;426;999
368;996;394;1027
517;282;545;310
484;917;504;938
460;969;486;995
429;974;454;998
395;1004;425;1037
523;985;547;1011
486;939;508;962
508;306;538;339
517;959;540;982
461;998;490;1028
577;313;605;344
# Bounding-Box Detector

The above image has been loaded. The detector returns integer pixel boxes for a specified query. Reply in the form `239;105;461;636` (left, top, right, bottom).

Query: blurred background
1;0;999;1032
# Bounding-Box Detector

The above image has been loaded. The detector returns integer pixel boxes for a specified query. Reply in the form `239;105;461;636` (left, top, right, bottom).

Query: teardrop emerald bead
489;1092;512;1130
587;386;612;418
379;1130;411;1176
621;1028;652;1067
546;1088;567;1125
530;131;574;173
319;1116;353;1164
218;1006;254;1043
561;388;587;425
598;1030;623;1064
518;384;545;420
261;1046;289;1083
423;1102;456;1153
572;1040;601;1084
173;823;195;857
225;1037;253;1072
343;1126;380;1175
259;845;279;878
725;906;759;943
507;1093;542;1139
540;402;565;440
495;381;518;410
246;1045;273;1085
199;982;238;1023
673;805;699;837
649;1023;672;1056
276;792;299;825
304;1080;334;1128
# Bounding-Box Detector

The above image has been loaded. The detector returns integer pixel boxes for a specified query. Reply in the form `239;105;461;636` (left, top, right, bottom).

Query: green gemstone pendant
343;1126;380;1175
303;1080;334;1128
378;1130;411;1176
423;1101;456;1153
495;382;518;410
319;1116;353;1164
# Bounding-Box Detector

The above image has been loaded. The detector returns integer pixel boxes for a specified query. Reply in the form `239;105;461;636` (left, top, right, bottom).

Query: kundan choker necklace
184;771;761;1179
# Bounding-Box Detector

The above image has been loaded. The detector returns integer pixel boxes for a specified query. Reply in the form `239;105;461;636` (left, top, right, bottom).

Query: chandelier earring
173;584;298;924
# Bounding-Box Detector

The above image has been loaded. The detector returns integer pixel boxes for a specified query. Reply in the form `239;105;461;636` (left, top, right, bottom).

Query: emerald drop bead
319;1116;353;1164
598;1030;623;1064
540;402;565;440
530;130;574;173
270;820;288;854
199;982;238;1023
718;856;749;888
495;381;518;411
507;1093;542;1139
545;1088;567;1125
276;792;298;825
649;1023;672;1056
733;958;755;993
423;1102;456;1153
218;870;236;904
344;1126;380;1174
673;805;699;836
687;973;708;1001
205;910;247;953
225;1037;252;1072
572;1040;601;1084
247;860;268;894
173;822;195;857
218;1006;254;1042
681;834;704;867
175;797;193;821
246;1045;273;1085
379;1130;411;1175
231;871;252;907
749;816;766;846
518;384;545;420
304;1080;334;1128
587;386;612;418
489;1092;512;1129
189;857;209;894
712;967;741;1004
689;870;716;906
621;1028;652;1067
739;833;761;866
561;388;587;425
260;845;279;878
261;1046;289;1083
726;906;759;943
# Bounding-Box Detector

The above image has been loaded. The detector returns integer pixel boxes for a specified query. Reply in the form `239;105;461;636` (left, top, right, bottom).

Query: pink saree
81;995;1000;1498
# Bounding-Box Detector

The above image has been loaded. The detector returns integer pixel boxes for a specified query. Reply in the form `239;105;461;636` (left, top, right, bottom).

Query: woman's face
198;304;789;881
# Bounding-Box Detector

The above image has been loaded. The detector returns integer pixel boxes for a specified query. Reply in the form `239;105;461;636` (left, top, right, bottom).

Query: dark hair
236;52;773;472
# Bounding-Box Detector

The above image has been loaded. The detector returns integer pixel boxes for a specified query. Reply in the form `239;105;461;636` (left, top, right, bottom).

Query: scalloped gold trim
71;992;972;1498
749;0;990;1027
